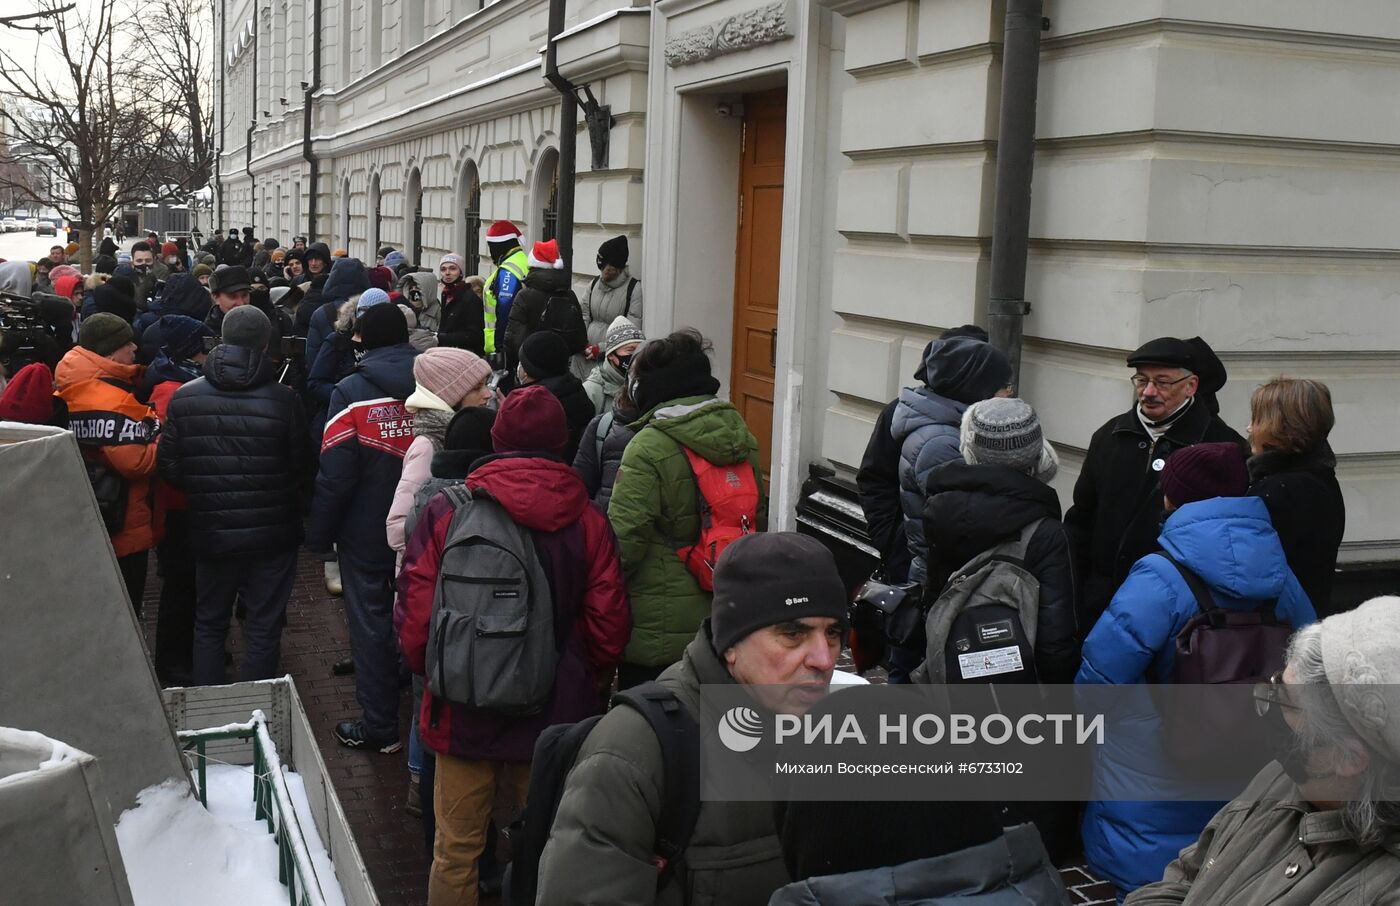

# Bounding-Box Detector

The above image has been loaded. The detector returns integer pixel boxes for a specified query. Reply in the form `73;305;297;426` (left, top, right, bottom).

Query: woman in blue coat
1076;442;1316;896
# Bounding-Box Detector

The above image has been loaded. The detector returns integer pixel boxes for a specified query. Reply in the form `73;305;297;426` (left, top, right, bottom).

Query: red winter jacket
394;454;630;761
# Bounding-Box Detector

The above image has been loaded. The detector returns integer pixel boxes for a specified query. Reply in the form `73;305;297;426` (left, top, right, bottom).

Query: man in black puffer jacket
158;306;307;687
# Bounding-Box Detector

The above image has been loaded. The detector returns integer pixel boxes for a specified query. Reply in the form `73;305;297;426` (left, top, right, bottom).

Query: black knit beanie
711;533;848;655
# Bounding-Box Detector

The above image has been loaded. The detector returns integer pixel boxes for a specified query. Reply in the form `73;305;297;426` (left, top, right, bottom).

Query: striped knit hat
959;397;1057;481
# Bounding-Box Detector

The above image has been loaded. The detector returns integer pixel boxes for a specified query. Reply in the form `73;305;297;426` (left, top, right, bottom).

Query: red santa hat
528;239;564;270
486;220;522;245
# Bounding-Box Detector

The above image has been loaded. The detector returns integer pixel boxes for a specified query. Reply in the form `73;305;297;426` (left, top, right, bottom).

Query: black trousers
117;550;149;618
192;550;298;686
153;510;197;684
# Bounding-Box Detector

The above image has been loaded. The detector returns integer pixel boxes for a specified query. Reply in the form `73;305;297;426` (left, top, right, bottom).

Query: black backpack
537;291;588;353
503;681;700;906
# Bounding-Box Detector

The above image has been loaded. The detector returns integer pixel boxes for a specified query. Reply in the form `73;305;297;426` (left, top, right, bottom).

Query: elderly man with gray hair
1127;596;1400;904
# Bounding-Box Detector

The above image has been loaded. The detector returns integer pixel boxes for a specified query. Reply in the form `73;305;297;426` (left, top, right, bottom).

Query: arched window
405;166;423;264
534;147;559;244
369;171;382;257
456;159;481;275
340;175;351;249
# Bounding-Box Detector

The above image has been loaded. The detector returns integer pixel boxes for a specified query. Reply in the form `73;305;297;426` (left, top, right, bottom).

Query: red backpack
675;447;760;591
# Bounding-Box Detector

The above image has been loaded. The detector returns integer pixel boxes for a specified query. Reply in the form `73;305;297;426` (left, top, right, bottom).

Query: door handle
769;328;777;368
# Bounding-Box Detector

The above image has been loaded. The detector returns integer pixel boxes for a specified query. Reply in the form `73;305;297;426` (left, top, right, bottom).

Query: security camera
714;101;745;118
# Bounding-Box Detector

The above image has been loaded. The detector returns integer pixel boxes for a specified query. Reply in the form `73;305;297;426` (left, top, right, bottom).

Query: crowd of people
0;220;1396;906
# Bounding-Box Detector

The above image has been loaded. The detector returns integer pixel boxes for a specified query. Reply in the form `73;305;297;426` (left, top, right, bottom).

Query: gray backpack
425;488;559;715
918;519;1045;685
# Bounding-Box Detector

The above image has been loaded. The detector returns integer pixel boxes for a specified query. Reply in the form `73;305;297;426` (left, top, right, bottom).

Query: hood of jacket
890;385;966;445
204;342;272;391
354;342;417;398
146;349;204;389
923;461;1062;563
1159;496;1295;601
538;372;589;405
154;273;212;319
635;395;754;465
322;257;369;306
466;455;588;532
523;267;572;294
430;448;490;480
55;345;142;391
0;260;33;297
919;336;1012;406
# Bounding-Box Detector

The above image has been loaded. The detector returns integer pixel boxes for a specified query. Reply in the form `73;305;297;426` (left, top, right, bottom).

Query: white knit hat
604;316;644;356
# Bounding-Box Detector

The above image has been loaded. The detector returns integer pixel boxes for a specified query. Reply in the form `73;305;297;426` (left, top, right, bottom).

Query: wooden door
730;88;787;474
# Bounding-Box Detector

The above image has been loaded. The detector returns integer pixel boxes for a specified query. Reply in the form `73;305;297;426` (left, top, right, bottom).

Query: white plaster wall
817;0;1400;563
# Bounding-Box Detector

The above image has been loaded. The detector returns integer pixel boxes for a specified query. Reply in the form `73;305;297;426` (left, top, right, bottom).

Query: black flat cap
1126;337;1195;370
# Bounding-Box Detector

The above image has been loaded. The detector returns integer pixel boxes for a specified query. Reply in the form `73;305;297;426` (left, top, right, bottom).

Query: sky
4;0;140;95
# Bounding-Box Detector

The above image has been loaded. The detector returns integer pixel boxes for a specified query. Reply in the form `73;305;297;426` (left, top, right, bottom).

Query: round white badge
1152;458;1166;472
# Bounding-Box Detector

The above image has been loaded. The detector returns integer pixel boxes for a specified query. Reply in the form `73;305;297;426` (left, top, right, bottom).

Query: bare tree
125;0;215;198
0;5;74;34
0;0;180;271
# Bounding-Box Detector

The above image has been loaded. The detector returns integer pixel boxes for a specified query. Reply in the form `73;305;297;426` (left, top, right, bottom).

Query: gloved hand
585;344;602;361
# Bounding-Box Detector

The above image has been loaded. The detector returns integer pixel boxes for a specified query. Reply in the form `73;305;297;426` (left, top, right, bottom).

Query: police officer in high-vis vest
484;220;529;365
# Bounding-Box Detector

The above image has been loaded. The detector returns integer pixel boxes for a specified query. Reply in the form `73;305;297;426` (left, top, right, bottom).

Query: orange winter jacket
54;347;163;556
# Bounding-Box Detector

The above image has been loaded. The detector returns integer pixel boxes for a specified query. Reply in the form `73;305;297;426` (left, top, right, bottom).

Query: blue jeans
409;675;425;775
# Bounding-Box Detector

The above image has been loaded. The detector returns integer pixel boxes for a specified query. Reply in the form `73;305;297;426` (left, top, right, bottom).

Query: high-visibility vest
483;249;529;356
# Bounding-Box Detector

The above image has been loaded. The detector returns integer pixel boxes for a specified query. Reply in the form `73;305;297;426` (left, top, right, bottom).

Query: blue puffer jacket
303;258;368;383
1076;495;1316;893
306;342;417;569
891;387;965;586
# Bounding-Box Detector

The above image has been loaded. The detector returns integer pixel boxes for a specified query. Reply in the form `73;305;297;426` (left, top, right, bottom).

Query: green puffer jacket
536;622;790;906
608;395;766;667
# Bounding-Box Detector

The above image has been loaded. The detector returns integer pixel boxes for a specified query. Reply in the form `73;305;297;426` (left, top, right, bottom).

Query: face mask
614;354;634;375
134;264;150;273
629;376;641;404
1260;706;1322;786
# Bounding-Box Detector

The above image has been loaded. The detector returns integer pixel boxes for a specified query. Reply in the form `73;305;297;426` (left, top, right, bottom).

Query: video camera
0;291;60;373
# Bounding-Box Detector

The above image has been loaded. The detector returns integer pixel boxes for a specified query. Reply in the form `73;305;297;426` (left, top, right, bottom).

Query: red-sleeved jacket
394;454;630;761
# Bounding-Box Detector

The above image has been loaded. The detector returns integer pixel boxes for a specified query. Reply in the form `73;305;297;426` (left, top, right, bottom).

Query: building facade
218;0;1400;580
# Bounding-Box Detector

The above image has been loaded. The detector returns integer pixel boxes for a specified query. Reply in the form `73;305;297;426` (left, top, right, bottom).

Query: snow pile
0;727;84;781
115;765;347;906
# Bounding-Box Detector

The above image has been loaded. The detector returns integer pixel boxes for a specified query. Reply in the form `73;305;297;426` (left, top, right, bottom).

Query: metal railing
178;710;331;906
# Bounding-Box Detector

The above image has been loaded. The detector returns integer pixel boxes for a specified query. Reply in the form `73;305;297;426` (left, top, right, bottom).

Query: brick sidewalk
139;548;1116;906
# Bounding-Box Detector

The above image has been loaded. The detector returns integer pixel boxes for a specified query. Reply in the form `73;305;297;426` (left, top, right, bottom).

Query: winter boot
333;719;401;754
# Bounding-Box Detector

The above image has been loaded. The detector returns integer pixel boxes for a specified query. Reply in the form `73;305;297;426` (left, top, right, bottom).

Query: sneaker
324;559;343;596
333;720;401;753
405;773;422;818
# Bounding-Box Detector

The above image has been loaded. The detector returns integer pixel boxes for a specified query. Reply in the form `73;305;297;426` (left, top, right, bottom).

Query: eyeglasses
1130;374;1193;391
1252;670;1300;717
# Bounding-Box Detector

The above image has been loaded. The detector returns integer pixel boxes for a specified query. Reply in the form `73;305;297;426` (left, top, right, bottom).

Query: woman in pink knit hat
385;345;493;560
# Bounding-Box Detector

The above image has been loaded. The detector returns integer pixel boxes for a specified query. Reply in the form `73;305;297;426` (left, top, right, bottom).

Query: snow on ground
115;764;347;906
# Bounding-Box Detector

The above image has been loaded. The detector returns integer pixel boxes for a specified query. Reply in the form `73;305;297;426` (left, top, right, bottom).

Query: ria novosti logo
717;706;765;752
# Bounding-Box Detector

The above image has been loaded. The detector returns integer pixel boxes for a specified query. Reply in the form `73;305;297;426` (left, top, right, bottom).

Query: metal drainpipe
247;4;258;228
986;0;1045;388
216;0;225;229
544;0;577;267
302;0;321;240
